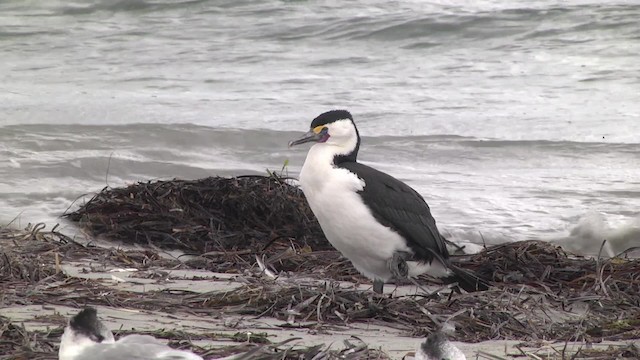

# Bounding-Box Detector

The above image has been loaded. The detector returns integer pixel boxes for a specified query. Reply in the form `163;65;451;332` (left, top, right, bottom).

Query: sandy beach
2;196;639;360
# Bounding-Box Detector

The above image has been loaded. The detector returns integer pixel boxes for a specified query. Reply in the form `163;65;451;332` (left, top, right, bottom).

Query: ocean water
1;0;639;256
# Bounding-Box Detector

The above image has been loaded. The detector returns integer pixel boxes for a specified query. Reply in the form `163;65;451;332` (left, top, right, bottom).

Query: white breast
299;144;412;282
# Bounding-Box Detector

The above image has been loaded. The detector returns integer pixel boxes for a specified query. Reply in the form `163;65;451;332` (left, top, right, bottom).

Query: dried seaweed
0;315;58;360
3;174;640;359
2;225;639;342
573;343;640;359
63;175;328;254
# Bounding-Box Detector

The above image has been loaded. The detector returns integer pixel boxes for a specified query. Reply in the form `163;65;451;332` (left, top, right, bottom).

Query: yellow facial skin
313;125;326;134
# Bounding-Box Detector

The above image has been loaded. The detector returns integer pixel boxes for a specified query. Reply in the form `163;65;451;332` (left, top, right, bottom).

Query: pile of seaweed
62;175;640;285
61;174;640;301
64;174;327;253
62;175;358;276
3;175;640;359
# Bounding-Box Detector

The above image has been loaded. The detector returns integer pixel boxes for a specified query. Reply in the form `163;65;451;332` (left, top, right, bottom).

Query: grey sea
1;0;639;256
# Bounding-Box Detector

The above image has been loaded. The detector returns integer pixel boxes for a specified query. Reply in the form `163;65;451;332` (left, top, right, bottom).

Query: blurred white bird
59;307;204;360
415;330;466;360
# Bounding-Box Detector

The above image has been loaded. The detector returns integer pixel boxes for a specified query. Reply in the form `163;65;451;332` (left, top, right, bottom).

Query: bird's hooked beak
288;126;328;147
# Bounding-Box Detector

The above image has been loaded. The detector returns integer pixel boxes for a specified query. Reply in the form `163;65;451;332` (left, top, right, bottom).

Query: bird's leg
373;279;384;294
374;252;410;294
388;251;410;280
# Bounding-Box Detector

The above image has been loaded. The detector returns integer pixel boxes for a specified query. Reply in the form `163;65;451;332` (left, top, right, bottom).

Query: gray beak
288;130;323;147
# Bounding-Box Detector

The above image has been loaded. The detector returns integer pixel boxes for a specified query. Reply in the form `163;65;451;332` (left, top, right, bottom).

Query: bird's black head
288;109;361;164
69;307;108;343
419;331;448;359
310;110;353;128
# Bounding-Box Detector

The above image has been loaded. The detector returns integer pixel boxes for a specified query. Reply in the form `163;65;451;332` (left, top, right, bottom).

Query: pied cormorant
289;110;487;293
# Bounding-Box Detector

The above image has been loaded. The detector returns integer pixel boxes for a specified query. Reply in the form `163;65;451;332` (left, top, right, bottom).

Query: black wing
337;162;449;261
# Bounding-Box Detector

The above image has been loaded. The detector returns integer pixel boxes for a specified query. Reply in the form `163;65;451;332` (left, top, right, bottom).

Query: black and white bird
416;331;466;360
59;307;203;360
289;110;487;293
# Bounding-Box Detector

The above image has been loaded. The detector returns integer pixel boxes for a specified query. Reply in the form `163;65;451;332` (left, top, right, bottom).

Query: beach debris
255;254;277;279
2;173;640;359
63;174;329;255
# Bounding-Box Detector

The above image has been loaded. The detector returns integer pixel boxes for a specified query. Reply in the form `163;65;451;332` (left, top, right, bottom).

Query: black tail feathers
444;264;489;292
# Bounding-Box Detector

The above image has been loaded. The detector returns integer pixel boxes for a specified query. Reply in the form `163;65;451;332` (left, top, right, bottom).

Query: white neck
324;123;359;161
299;143;339;192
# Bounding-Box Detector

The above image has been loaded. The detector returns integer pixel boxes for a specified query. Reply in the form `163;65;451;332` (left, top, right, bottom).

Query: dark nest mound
63;174;364;277
64;174;328;253
62;174;640;287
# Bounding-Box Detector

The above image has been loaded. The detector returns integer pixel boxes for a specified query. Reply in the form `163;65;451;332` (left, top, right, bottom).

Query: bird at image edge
59;307;203;360
289;110;488;294
416;330;467;360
